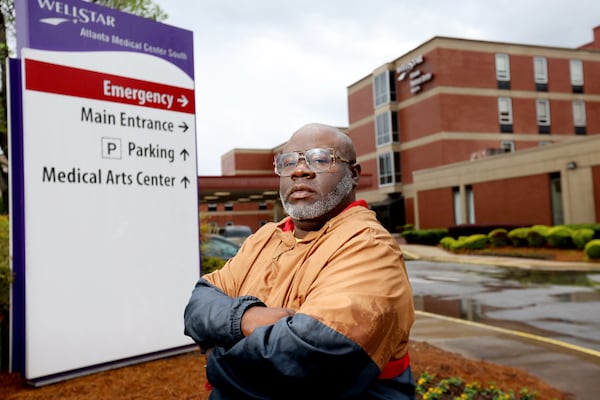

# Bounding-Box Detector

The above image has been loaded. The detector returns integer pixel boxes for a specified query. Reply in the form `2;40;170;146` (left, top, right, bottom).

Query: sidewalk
400;243;600;271
400;244;600;400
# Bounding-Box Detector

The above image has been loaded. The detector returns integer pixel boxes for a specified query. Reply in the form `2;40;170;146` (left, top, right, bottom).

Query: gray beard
281;171;354;220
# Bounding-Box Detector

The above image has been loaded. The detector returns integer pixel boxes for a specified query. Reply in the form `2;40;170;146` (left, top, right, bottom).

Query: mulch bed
1;341;572;400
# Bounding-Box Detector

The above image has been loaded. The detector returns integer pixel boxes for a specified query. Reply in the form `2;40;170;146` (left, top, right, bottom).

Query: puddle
471;267;600;288
407;261;600;353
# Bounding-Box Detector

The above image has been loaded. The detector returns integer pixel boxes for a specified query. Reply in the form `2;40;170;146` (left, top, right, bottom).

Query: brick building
199;26;600;232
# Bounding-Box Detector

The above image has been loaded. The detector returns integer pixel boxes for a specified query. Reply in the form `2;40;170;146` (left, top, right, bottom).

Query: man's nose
291;157;314;177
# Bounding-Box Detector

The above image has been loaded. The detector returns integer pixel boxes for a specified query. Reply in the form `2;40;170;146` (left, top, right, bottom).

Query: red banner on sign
25;58;195;114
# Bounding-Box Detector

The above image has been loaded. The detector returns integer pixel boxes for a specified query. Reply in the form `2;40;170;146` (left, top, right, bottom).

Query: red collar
281;200;368;232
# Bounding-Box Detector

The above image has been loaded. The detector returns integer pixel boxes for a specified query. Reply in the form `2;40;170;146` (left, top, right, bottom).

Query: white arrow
177;95;189;108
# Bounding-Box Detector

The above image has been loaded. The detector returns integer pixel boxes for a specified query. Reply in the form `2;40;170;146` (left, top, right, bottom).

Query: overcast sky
154;1;600;176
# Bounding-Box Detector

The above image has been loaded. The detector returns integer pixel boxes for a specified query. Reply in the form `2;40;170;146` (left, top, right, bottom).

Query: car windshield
203;235;239;260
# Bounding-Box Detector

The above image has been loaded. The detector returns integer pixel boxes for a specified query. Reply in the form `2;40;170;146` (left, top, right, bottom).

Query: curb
415;310;600;358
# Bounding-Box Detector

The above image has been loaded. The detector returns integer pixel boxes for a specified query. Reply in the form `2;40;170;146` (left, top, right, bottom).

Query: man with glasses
184;123;415;399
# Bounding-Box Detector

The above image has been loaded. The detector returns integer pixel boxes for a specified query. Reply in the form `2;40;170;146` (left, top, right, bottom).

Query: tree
0;2;15;214
0;0;168;212
89;0;168;21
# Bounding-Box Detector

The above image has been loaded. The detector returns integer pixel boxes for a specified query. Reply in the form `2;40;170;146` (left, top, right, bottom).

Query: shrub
448;224;524;238
508;227;530;247
0;215;10;319
526;225;549;248
526;230;545;247
396;224;414;233
572;228;594;249
584;239;600;260
451;237;471;251
441;235;488;251
545;226;574;248
463;234;489;250
402;228;448;246
440;236;456;250
201;256;226;275
564;223;600;238
488;228;509;247
0;266;12;318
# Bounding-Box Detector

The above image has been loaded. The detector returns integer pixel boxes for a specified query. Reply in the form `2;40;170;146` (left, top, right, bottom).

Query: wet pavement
408;260;600;352
400;244;600;400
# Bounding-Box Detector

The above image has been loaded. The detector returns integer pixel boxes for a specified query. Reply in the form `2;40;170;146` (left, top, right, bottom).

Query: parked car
202;234;240;261
217;225;253;245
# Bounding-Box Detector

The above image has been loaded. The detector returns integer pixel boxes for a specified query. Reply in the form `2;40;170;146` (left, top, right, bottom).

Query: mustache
282;184;315;201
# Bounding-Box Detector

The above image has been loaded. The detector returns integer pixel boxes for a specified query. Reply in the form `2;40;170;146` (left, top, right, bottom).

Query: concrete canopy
197;175;281;204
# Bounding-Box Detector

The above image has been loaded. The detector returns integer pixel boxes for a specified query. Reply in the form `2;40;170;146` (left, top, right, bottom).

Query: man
184;123;415;399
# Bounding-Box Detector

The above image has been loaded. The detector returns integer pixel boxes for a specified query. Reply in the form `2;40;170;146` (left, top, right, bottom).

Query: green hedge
402;228;448;245
526;225;548;247
502;225;592;250
507;227;530;247
584;239;600;260
431;222;598;259
573;228;595;249
564;223;600;237
545;226;574;248
463;234;489;249
201;257;226;275
488;228;509;247
440;234;488;251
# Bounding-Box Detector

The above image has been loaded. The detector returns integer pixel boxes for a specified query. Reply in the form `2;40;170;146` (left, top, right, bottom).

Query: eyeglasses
274;148;354;177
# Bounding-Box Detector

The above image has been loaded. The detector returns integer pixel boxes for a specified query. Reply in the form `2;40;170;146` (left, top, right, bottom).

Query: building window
378;152;401;186
453;188;460;225
224;203;233;211
570;59;584;93
375;111;399;147
536;99;551;134
500;140;515;152
573;101;587;135
466;186;475;224
208;203;217;212
533;56;548;91
498;97;513;132
549;172;564;225
495;53;510;89
258;202;267;210
453;186;475;225
373;70;396;107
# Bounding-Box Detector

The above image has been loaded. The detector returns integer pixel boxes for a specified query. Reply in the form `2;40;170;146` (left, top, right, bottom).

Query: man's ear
351;163;361;187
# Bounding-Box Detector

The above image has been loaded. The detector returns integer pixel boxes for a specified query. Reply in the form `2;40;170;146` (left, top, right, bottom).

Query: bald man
185;123;415;399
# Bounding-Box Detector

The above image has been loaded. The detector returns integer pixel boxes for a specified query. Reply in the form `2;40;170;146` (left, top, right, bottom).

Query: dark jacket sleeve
183;278;266;351
183;279;381;399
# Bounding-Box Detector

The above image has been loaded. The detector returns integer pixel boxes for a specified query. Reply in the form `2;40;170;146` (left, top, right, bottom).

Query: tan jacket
205;205;414;369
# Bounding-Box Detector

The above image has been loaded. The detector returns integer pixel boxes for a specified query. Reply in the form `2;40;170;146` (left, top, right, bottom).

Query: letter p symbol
102;137;122;160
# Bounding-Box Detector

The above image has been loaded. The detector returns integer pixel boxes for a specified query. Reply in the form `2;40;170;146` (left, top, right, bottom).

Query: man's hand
241;307;296;337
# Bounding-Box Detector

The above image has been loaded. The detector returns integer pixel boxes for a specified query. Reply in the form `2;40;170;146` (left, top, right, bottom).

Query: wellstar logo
37;0;116;27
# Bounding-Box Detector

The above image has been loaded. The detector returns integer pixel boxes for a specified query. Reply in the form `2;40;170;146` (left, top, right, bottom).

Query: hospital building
198;25;600;233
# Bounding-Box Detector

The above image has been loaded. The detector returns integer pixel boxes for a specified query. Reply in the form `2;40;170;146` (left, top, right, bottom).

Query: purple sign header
16;0;194;78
